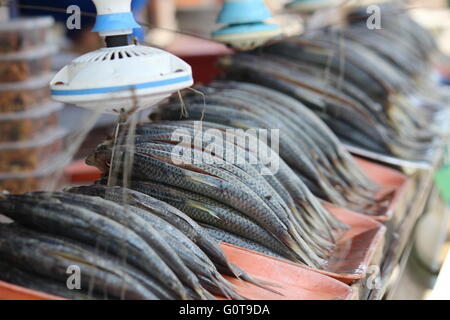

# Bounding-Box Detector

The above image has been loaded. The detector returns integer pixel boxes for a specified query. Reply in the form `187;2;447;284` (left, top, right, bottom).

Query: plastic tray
0;73;53;113
354;157;411;222
0;281;65;301
0;154;67;194
0;17;54;54
223;205;385;285
0;46;57;83
0;101;62;143
0;128;66;173
64;160;103;183
220;243;353;300
220;205;386;285
313;205;386;284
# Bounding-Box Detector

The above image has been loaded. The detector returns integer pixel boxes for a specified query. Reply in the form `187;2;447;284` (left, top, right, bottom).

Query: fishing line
186;87;208;121
337;29;346;91
177;90;189;119
0;0;440;50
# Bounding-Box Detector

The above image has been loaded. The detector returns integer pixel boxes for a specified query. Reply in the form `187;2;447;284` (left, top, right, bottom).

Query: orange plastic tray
224;206;385;285
317;205;386;284
354;157;410;222
64;160;101;183
0;281;65;300
219;243;353;300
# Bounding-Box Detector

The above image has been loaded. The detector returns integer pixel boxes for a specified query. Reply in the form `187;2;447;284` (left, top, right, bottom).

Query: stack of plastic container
0;17;66;194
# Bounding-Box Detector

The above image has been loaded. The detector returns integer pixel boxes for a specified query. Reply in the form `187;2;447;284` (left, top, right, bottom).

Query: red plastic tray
354;157;410;222
317;205;386;284
223;206;386;285
219;243;353;300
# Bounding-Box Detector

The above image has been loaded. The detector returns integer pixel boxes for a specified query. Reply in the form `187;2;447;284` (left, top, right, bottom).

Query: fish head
86;144;112;172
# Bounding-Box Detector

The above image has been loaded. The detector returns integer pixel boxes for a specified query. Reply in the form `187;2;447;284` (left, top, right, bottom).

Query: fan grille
74;46;158;63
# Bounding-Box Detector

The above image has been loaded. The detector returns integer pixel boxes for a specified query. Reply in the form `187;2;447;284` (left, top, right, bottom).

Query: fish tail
199;238;242;279
238;273;284;297
195;287;210;300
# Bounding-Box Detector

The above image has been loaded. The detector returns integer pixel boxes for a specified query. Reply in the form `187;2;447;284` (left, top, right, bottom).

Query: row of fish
152;80;388;216
86;92;378;269
217;5;449;162
0;187;274;300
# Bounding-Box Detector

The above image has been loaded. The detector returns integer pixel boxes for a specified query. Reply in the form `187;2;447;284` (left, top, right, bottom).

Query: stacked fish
217;6;449;162
0;188;271;300
86;104;359;268
151;80;387;216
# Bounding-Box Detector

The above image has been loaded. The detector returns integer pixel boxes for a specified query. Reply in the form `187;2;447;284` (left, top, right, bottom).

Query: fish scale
142;129;340;250
181;85;375;191
130;149;327;266
133;128;298;212
134;143;295;226
68;184;279;295
220;53;388;142
4;223;179;300
156;103;349;207
185;89;362;194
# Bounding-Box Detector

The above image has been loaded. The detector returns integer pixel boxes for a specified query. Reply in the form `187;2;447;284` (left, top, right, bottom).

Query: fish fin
185;200;221;220
228;120;252;130
184;172;217;188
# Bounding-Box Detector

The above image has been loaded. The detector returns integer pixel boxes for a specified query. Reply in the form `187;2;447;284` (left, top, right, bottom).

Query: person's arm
146;0;177;47
148;0;177;30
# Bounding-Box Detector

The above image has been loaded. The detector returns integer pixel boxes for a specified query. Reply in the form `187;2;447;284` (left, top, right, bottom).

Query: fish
155;88;386;216
67;184;276;295
0;261;99;300
133;121;347;240
133;123;344;247
130;143;332;261
0;224;159;300
90;141;334;267
32;191;207;299
217;52;440;162
122;180;297;260
0;193;189;300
